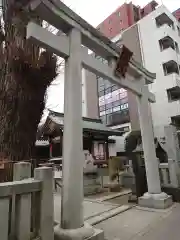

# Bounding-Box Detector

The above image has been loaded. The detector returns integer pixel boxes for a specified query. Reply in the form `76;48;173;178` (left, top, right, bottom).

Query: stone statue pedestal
83;151;102;195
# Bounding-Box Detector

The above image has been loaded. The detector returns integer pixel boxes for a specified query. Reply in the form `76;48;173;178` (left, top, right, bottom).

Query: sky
61;0;179;27
44;0;180;120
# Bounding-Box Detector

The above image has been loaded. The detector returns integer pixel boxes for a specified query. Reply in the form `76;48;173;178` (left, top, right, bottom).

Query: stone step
84;184;102;196
86;205;133;226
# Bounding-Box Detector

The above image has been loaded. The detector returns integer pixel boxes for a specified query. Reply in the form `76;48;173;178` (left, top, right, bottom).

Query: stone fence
122;159;180;190
159;159;180;188
0;162;54;240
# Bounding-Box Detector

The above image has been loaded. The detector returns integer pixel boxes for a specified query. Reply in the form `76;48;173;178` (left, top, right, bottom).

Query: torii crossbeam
25;0;172;239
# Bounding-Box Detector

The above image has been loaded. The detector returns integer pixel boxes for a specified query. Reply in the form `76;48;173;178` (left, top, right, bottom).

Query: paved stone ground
54;191;180;239
54;193;121;223
96;203;180;240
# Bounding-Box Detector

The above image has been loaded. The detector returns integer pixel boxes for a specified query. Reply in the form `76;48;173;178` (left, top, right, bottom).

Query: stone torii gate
26;0;172;238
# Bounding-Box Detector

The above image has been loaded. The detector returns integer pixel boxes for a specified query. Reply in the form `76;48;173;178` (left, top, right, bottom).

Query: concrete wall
138;5;180;129
122;24;142;131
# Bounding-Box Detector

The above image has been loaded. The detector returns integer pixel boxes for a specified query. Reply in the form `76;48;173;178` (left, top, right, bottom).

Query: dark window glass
163;61;179;75
106;110;130;126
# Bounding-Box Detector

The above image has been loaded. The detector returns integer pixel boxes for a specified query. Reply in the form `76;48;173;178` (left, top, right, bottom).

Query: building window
167;87;180;101
106;108;113;114
106;103;113;109
159;36;179;53
106;110;130;126
121;103;128;109
155;13;175;29
113;106;121;112
105;93;112;100
163;61;179;75
120;97;128;104
171;115;180;129
117;11;121;17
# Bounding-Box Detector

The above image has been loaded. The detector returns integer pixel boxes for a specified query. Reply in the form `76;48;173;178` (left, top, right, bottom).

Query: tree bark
0;0;57;161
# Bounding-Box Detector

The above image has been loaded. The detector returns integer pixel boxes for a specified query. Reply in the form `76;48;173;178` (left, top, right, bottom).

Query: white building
137;5;180;137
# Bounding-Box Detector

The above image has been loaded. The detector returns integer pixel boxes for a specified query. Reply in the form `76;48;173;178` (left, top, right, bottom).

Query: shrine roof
43;110;124;137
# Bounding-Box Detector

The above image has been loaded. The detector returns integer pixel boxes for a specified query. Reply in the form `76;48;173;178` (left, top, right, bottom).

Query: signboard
115;45;133;78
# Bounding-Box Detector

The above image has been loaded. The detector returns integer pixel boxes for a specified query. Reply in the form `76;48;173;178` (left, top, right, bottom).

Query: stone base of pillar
138;192;173;209
54;222;104;240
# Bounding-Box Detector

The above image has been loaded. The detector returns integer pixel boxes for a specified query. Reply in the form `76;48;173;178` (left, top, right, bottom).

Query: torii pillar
137;80;172;208
54;28;98;239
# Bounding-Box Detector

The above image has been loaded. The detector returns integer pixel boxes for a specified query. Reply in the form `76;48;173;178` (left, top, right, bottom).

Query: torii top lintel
28;0;156;83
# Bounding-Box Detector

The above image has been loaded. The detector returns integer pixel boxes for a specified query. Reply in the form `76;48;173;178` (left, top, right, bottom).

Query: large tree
0;0;57;161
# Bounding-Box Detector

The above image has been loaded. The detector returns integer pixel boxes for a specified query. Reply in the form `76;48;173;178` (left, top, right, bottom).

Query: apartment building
137;5;180;137
173;8;180;22
97;1;158;39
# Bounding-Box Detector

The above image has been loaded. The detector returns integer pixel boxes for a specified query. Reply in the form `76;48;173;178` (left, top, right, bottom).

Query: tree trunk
0;1;57;161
